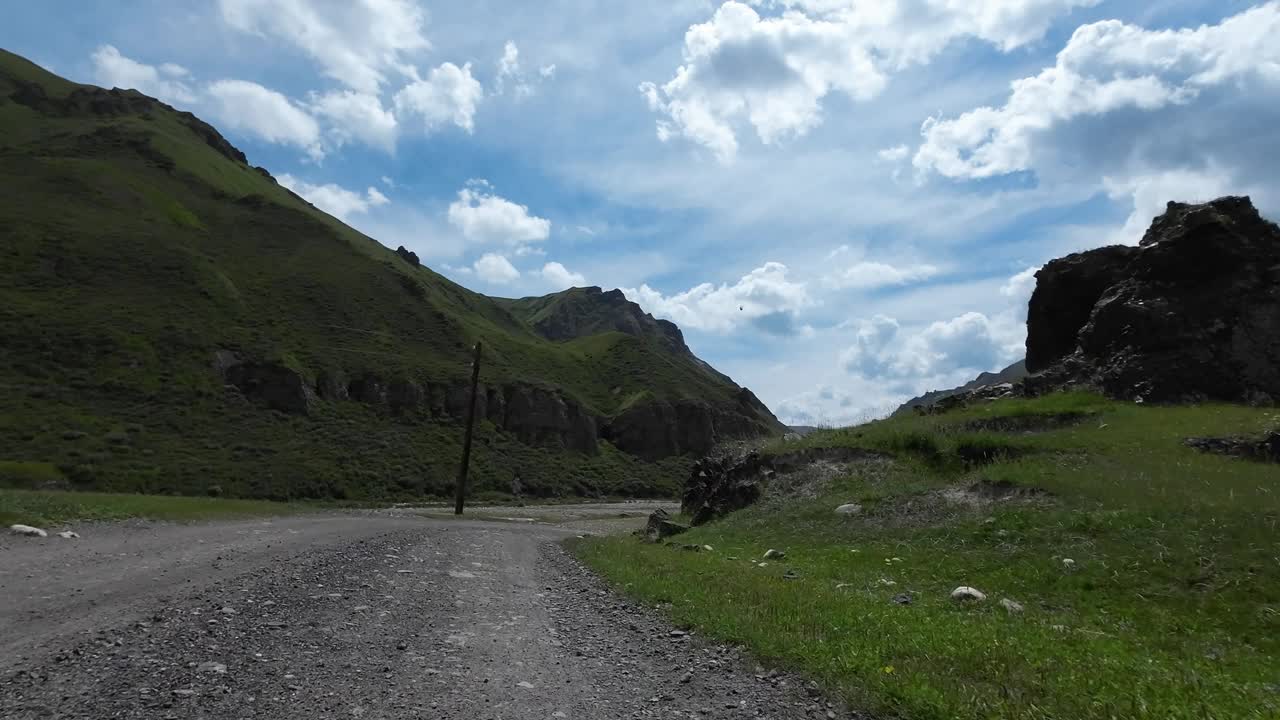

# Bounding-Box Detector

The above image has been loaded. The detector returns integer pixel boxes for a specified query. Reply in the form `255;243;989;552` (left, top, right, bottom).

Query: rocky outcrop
895;360;1028;416
214;351;315;415
1026;249;1135;372
1184;432;1280;463
682;451;771;525
395;246;421;267
682;446;891;525
643;508;689;542
1026;197;1280;404
606;390;783;461
502;385;599;454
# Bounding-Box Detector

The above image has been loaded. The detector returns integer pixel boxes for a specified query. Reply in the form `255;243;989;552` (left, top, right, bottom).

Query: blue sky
6;0;1279;425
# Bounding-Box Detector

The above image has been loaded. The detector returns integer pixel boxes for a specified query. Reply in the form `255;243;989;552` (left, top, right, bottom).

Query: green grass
0;48;769;501
0;488;300;526
576;393;1280;720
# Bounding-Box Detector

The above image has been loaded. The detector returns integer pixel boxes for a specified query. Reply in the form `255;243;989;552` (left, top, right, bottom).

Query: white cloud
218;0;429;94
1000;266;1039;321
494;40;549;98
309;90;398;152
877;144;909;163
575;225;596;236
840;310;1024;382
642;0;1097;162
380;175;395;187
495;41;527;96
623;262;812;335
1102;168;1245;244
205;79;324;160
474;253;521;284
913;4;1280;181
394;62;483;133
90;45;196;105
447;183;551;246
278;174;390;220
541;261;587;289
825;261;939;290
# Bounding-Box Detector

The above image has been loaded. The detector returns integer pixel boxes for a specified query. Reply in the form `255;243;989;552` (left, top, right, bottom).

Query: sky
6;0;1279;426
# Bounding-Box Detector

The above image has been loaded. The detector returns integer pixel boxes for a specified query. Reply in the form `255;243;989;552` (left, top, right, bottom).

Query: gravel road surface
1;510;858;719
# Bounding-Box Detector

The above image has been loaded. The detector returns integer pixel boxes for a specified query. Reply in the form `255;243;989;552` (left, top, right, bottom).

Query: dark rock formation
1026;249;1135;372
395;246;421;267
682;446;893;525
605;395;777;461
895;360;1028;416
1026;197;1280;404
643;508;689;542
682;451;770;525
387;379;423;413
214;351;315;415
347;375;388;405
1184;432;1280;463
502;385;598;454
315;370;349;401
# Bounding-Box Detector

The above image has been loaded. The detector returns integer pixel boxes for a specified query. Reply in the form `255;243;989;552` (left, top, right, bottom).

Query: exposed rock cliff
1025;196;1280;404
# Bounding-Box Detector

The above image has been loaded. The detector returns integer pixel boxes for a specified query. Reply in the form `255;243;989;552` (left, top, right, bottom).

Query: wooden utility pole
454;341;482;515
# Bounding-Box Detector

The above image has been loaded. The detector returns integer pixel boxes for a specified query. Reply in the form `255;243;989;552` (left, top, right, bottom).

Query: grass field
1;488;301;526
576;392;1280;720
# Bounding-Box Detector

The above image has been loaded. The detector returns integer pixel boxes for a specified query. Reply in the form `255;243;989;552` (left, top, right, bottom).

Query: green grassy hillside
579;392;1280;719
0;49;779;501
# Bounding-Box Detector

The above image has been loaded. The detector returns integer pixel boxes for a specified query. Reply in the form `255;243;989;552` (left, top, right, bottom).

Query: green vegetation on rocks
577;392;1280;720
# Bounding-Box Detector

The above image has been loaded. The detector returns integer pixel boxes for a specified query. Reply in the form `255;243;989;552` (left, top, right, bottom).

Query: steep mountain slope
892;360;1028;416
0;49;782;500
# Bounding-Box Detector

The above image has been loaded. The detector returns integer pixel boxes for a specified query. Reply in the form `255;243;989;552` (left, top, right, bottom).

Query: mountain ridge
0;48;783;500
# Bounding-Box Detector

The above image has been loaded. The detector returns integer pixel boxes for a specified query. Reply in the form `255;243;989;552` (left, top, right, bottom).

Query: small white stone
9;524;47;538
57;530;80;539
1062;558;1076;569
951;586;987;602
702;545;714;552
1000;598;1025;613
763;549;786;560
835;503;862;516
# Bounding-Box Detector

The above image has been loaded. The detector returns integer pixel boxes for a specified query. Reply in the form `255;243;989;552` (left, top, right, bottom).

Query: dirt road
1;509;853;719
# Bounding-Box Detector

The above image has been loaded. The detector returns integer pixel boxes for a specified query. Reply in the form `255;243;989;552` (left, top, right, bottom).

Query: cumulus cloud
309;90;398;152
825;261;938;290
541;261;587;289
447;182;551;246
394;62;483;133
623;262;811;335
278;174;390;220
205;79;324;160
840;310;1024;385
90;45;196;105
1000;266;1040;320
913;5;1280;184
218;0;429;94
473;252;521;284
642;0;1097;162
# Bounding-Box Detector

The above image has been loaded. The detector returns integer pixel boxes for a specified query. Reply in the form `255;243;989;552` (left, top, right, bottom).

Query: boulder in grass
951;586;987;602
